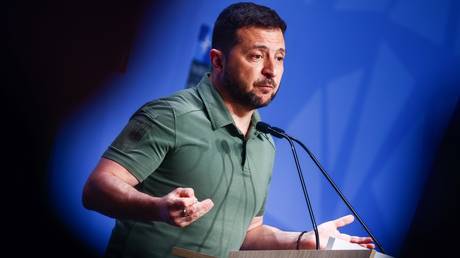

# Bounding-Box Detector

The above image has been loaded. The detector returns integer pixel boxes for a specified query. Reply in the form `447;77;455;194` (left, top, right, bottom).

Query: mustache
254;78;276;87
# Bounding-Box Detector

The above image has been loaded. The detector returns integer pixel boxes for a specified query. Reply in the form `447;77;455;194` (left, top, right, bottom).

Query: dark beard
222;68;279;110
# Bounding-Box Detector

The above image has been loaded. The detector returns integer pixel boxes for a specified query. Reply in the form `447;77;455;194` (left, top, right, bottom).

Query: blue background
47;0;459;257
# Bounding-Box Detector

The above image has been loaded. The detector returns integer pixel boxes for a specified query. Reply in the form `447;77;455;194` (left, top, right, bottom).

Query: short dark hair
212;2;287;55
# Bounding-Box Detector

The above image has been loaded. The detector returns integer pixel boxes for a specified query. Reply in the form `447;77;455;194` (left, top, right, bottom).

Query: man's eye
276;56;285;61
251;54;263;60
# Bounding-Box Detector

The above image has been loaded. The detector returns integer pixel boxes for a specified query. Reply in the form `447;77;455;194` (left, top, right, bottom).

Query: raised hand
299;215;375;249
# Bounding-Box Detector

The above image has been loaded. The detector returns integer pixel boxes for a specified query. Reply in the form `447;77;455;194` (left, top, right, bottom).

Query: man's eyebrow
250;45;286;54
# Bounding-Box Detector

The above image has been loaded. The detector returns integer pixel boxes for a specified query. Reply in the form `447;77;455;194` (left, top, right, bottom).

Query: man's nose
262;58;277;78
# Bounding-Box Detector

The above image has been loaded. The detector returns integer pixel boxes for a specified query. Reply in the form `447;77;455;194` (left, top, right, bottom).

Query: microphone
256;122;285;138
256;122;320;250
256;121;385;253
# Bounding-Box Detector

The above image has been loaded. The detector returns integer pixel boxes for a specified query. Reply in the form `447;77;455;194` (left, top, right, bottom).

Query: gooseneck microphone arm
257;122;385;253
285;135;320;250
256;123;320;250
285;135;385;253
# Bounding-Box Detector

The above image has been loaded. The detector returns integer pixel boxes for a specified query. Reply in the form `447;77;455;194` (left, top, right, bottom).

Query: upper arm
82;157;139;210
247;216;264;232
83;158;139;199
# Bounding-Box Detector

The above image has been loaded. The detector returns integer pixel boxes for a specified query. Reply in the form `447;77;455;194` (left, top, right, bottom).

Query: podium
172;237;393;258
229;250;379;258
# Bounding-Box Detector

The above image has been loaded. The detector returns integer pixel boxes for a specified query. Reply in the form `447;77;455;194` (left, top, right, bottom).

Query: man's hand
158;187;214;227
299;215;375;249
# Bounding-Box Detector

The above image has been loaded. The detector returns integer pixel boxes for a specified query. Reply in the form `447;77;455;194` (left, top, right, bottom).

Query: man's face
221;26;285;109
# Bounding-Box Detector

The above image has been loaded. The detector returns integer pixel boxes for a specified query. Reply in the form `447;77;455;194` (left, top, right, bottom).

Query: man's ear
210;48;224;72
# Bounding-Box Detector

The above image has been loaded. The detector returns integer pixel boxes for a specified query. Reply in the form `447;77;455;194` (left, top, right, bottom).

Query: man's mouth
258;85;273;88
256;85;275;94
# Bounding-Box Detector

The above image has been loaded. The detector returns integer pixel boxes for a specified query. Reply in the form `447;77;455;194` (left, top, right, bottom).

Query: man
83;2;374;258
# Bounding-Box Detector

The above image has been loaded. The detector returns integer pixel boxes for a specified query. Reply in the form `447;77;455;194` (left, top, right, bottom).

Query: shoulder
135;87;204;121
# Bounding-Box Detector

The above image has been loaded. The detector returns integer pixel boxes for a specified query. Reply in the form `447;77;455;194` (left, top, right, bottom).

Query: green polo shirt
102;74;275;258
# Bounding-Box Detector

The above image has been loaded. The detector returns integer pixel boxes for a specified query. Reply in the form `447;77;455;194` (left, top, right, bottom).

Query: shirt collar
197;73;262;137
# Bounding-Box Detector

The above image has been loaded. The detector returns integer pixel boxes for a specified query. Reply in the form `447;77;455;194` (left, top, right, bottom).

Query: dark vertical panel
401;97;460;257
5;1;152;256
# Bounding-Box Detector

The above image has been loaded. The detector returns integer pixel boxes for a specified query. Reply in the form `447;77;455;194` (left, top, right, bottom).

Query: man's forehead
236;26;284;39
235;27;285;50
251;45;286;54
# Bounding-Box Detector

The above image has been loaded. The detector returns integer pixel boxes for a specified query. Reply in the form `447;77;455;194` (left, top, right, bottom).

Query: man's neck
225;101;254;137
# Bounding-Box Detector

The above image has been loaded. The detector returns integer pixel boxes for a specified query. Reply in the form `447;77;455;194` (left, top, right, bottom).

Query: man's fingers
172;199;214;227
199;199;214;212
336;234;375;250
334;214;354;228
350;236;374;244
350;236;375;249
360;243;376;249
172;197;197;208
187;199;214;218
175;187;196;198
338;233;352;242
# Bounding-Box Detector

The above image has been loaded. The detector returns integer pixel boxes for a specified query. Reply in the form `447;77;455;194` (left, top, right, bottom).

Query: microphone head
256;121;285;139
255;121;271;134
272;126;285;134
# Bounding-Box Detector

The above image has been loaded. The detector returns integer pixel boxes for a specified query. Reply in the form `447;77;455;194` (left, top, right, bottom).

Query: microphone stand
262;126;320;249
269;125;385;253
284;134;320;250
287;135;385;253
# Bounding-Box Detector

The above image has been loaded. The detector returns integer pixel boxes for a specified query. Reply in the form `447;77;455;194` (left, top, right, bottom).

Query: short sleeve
102;100;176;182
